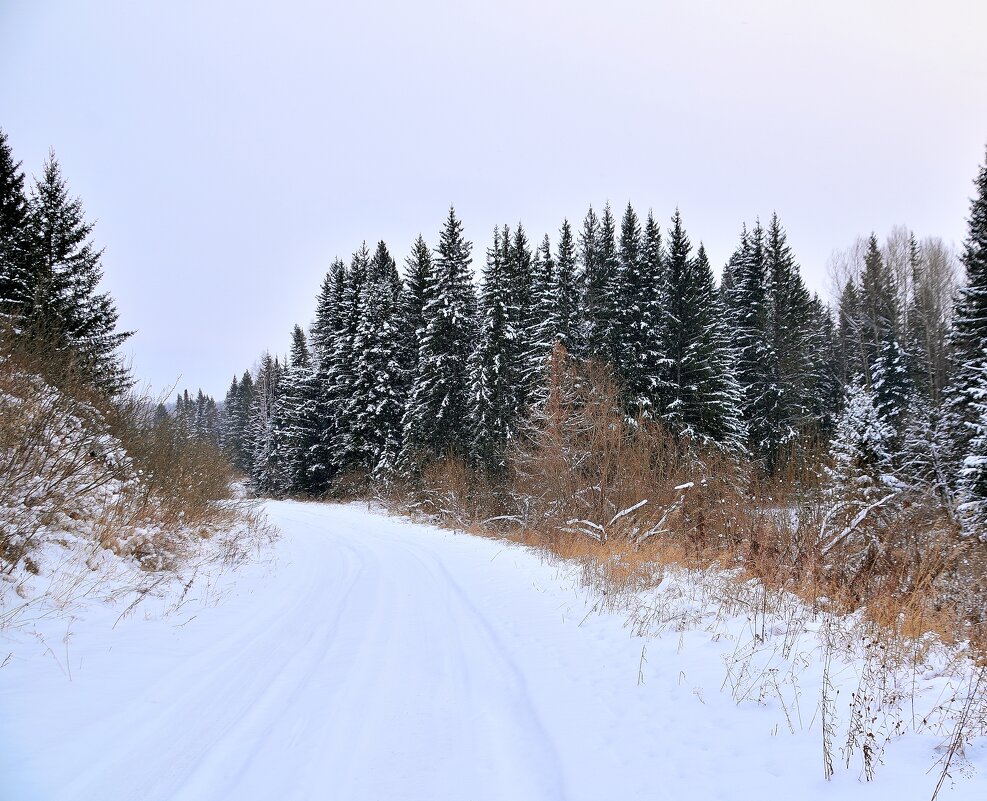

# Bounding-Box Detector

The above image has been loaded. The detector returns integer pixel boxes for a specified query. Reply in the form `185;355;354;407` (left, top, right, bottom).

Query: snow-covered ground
1;500;985;800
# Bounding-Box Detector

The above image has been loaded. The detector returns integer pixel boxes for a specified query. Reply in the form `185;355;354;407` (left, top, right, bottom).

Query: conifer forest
3;28;987;795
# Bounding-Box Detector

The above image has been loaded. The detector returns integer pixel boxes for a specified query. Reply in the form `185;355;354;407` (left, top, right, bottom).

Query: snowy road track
2;501;985;800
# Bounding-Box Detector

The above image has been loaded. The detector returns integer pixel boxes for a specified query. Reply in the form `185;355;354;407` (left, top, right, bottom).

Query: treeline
221;147;987;541
154;389;223;446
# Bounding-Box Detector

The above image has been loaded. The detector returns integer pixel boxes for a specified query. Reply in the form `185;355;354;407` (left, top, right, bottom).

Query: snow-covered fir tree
589;202;621;364
0;129;31;325
821;381;899;565
16;153;132;394
401;207;477;464
247;353;282;493
576;205;602;358
859;233;899;386
399;235;433;386
469;226;520;468
615;205;666;418
524;233;557;404
222;372;256;472
306;258;346;492
345;241;406;480
329;244;370;471
270;325;321;494
660;211;745;451
553;219;580;355
947;147;987;537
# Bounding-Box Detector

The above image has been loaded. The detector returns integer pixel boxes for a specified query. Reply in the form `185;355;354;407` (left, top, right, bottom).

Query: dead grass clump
1;328;264;587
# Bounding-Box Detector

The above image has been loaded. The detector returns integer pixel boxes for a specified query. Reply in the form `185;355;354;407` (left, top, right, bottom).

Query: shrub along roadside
0;329;269;616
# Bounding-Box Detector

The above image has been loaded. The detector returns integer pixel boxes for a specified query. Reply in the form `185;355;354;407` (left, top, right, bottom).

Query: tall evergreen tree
469;226;520;468
329;244;370;470
306;259;346;491
399;235;433;381
947;147;987;535
615;204;665;417
0;129;31;323
859;233;898;385
506;223;537;408
837;278;867;386
764;213;827;470
660;211;745;450
22;153;132;394
724;221;776;462
577;205;602;358
347;241;406;479
247;353;282;492
553;219;580;354
401;207;477;463
526;233;557;400
823;381;898;562
270;325;322;494
588;202;621;361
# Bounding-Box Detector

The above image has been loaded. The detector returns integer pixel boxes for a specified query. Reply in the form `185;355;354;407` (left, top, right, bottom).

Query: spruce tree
401;207;477;464
310;260;344;367
635;211;672;417
837;278;867;386
871;335;913;448
553;219;580;354
661;211;745;450
0;129;31;323
271;325;320;494
823;381;898;561
347;241;406;479
400;235;433;381
577;205;601;358
764;213;824;470
588;202;620;362
329;244;369;470
469;226;520;468
616;204;665;417
247;353;282;493
525;234;557;402
306;259;346;491
23;153;132;394
957;361;987;540
505;223;536;409
724;220;775;462
859;233;898;385
947;146;987;535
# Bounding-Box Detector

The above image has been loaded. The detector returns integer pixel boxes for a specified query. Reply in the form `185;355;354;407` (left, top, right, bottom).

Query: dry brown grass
0;327;262;580
381;345;985;661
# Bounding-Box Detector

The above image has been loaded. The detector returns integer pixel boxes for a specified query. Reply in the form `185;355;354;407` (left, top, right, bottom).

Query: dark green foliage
553;219;580;354
947;148;987;535
401;207;477;463
660;211;745;450
0;129;30;323
0;146;132;395
469;226;520;468
347;241;406;478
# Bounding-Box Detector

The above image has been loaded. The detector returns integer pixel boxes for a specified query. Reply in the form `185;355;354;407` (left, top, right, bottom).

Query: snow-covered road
2;501;985;800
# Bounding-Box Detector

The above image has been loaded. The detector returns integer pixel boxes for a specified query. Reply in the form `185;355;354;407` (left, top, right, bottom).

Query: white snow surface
2;500;986;800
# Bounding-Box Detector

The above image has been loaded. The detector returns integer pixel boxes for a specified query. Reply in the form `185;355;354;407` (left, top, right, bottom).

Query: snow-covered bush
0;355;133;572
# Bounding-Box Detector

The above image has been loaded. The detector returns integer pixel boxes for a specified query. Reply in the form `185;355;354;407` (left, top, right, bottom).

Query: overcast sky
2;0;986;398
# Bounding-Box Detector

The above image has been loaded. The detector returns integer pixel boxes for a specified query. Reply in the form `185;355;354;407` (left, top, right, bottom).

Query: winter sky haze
2;0;986;397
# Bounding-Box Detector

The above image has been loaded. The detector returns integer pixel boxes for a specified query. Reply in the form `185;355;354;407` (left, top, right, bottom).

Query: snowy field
1;500;985;801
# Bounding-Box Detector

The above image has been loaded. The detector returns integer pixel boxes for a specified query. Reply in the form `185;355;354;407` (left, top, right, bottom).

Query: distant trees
0;130;131;395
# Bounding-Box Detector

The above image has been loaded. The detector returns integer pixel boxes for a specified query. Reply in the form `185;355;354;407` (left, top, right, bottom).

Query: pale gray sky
2;0;986;398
